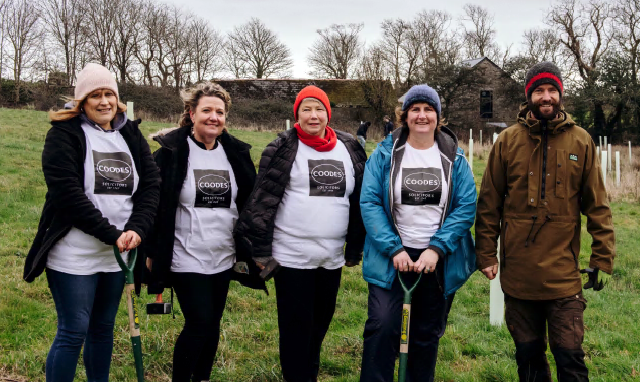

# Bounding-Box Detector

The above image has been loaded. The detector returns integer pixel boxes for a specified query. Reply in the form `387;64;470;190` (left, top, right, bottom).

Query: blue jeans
46;268;124;382
357;135;366;150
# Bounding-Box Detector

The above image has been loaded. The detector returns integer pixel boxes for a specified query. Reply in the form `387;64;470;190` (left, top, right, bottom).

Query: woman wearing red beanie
235;85;367;381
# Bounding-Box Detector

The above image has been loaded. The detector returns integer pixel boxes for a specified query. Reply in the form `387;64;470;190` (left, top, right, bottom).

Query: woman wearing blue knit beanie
359;84;477;381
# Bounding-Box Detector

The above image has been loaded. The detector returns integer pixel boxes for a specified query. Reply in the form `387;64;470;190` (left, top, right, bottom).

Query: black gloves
579;267;611;291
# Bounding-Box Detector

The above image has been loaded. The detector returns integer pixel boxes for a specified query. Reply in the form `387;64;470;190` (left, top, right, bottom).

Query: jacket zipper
438;154;454;227
541;122;548;200
388;137;401;234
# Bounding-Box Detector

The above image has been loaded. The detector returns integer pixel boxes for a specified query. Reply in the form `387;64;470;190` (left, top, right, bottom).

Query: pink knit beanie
75;63;119;101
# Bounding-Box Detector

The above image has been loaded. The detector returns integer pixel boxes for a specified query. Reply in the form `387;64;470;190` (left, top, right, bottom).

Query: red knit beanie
293;85;331;122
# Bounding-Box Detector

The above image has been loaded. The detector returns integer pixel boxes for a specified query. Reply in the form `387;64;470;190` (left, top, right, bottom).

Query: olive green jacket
475;105;615;300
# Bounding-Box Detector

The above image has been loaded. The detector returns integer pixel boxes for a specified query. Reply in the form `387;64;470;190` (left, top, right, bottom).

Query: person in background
475;61;615;382
357;121;371;150
383;115;394;136
23;63;161;382
359;84;477;382
234;85;367;382
145;82;263;382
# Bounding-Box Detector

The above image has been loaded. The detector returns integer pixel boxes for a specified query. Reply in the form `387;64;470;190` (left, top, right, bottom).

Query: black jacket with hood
234;128;367;265
145;125;265;293
23;115;161;288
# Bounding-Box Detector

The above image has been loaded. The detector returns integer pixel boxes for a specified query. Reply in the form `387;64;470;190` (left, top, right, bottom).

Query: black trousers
274;266;342;382
505;293;589;382
360;248;454;382
171;270;231;382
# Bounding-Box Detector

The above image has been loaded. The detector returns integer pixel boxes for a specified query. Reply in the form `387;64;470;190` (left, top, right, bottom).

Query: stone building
399;57;522;141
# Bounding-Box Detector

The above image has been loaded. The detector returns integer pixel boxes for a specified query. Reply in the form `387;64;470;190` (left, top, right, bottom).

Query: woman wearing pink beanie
24;63;161;382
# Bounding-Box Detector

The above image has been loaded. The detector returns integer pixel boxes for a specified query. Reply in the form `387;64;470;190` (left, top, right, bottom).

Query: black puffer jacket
145;126;264;293
234;128;367;264
23;117;161;286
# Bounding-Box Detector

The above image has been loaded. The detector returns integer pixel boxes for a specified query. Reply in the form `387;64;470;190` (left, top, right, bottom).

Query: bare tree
39;0;85;85
111;0;141;82
223;37;247;79
413;10;464;80
142;4;173;87
547;0;614;134
1;0;11;79
308;23;363;79
613;0;640;85
225;18;293;79
163;6;191;89
548;0;611;82
82;0;116;66
460;4;502;61
189;18;224;82
133;0;161;86
400;18;424;88
5;0;41;102
522;28;566;64
379;18;409;87
359;44;396;122
0;0;9;80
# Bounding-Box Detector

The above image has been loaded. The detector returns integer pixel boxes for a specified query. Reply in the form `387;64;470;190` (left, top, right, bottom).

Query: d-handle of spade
397;270;422;382
113;246;144;382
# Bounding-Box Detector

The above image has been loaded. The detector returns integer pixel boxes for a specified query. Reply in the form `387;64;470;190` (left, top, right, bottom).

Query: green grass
1;108;639;381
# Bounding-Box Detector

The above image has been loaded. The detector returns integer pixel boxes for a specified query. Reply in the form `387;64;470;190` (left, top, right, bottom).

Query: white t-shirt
47;123;139;274
393;142;448;249
271;141;355;269
171;138;238;274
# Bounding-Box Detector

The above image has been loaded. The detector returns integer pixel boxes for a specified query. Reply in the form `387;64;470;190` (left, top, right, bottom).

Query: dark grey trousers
360;248;454;382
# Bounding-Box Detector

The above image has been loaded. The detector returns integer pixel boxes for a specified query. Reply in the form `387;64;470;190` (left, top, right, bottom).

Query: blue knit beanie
402;84;441;119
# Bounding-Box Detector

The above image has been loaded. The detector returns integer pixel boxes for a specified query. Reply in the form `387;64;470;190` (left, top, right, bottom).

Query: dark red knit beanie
524;61;564;100
293;85;332;122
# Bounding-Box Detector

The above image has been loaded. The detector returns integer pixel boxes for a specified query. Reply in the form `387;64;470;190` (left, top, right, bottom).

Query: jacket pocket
502;217;579;297
555;149;566;199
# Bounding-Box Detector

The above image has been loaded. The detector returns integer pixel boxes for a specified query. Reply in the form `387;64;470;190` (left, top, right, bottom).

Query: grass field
0;108;638;381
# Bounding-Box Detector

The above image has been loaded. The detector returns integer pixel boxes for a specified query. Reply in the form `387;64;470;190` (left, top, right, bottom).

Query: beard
530;98;562;121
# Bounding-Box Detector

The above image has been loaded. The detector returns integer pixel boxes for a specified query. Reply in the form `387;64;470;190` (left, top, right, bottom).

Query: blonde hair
49;96;127;122
179;82;231;128
394;105;447;133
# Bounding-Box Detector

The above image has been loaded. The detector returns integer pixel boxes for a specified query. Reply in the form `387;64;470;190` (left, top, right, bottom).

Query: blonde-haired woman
23;63;161;382
146;81;263;382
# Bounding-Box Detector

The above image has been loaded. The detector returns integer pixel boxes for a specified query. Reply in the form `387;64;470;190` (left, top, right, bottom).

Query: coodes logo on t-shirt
308;159;346;197
93;151;134;195
401;167;442;205
194;169;231;208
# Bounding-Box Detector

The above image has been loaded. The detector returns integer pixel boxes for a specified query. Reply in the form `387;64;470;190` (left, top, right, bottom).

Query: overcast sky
164;0;555;78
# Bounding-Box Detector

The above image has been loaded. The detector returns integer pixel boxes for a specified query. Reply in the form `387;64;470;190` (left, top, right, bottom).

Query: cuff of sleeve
391;247;406;258
427;244;445;258
589;259;613;275
477;257;499;270
344;243;363;263
124;225;145;241
254;256;273;265
104;229;123;246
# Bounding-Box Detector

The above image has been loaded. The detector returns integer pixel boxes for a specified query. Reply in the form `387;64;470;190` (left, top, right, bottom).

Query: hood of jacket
517;102;576;136
379;124;459;162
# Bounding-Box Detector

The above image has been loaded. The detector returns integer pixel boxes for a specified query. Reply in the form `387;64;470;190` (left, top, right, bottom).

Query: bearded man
475;61;615;382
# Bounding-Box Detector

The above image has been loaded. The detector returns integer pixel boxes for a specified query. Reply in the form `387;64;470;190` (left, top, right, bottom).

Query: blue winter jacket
360;126;477;296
